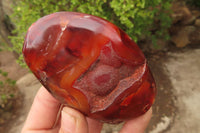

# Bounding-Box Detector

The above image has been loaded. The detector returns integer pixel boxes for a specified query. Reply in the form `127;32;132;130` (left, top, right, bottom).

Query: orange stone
23;12;156;123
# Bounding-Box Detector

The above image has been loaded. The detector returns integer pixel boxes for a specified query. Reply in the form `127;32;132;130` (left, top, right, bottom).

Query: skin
22;87;152;133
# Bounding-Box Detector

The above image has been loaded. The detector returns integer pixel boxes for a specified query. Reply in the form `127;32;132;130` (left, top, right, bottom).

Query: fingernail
60;108;76;133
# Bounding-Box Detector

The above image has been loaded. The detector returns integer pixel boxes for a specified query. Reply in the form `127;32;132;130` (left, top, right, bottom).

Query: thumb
59;106;88;133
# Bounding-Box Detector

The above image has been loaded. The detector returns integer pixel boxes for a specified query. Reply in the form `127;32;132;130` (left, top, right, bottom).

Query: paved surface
9;73;40;133
7;48;200;133
147;48;200;133
163;48;200;133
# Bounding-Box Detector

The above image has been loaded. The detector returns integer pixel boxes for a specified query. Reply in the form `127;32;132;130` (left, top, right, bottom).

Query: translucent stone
23;12;156;123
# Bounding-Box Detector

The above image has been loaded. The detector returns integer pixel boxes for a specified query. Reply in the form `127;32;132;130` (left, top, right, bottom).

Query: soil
0;49;28;133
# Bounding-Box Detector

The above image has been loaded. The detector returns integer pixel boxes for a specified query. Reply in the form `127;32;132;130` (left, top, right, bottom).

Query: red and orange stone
23;12;156;123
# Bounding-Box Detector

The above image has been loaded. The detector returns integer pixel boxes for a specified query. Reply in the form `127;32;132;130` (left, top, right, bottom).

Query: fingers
21;86;152;133
21;86;102;133
59;106;88;133
22;86;61;132
120;108;152;133
60;107;103;133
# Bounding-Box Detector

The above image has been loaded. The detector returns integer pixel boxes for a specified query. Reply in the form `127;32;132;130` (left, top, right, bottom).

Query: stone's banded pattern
23;12;156;123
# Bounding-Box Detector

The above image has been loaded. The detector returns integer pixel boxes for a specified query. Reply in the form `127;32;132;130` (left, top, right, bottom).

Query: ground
0;50;28;132
0;44;200;133
147;46;200;133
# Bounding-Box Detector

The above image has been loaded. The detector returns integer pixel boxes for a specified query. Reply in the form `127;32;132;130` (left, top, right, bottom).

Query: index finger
22;86;61;131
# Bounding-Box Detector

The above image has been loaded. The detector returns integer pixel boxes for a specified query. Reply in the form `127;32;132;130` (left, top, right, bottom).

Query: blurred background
0;0;200;132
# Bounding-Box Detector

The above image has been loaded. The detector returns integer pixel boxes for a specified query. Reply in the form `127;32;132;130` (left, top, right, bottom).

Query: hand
22;87;152;133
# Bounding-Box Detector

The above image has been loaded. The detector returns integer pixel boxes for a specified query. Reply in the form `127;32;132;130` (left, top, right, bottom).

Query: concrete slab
8;73;40;133
148;48;200;133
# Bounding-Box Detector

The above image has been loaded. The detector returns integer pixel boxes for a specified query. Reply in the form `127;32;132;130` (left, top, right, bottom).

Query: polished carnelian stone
23;12;156;123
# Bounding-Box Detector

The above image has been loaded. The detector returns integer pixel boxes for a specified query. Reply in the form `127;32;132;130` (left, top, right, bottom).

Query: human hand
22;87;152;133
